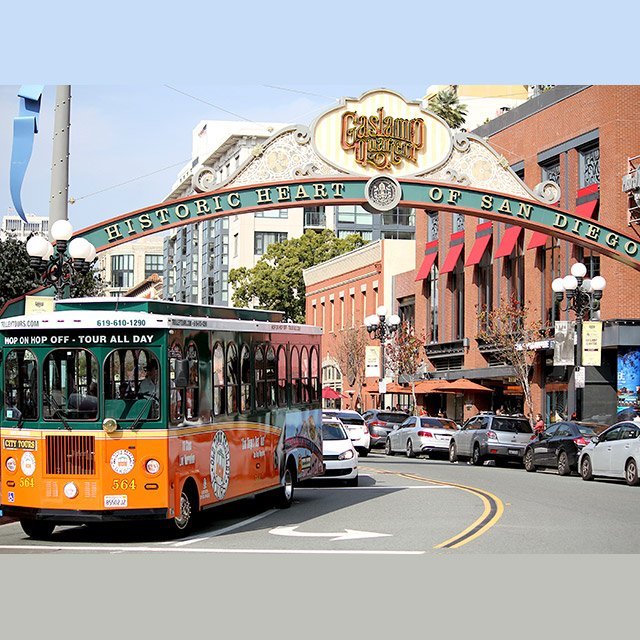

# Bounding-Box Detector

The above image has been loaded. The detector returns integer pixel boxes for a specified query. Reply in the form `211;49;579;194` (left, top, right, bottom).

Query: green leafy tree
229;229;366;322
0;236;40;308
429;89;468;129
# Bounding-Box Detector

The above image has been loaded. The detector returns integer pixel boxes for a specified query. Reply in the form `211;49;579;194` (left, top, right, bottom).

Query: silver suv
449;413;534;465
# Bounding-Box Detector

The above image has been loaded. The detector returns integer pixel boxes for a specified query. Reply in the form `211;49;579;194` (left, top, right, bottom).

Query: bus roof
54;298;286;322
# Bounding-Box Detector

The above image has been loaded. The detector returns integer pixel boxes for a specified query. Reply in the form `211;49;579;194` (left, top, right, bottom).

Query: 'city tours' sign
312;89;451;177
75;178;640;271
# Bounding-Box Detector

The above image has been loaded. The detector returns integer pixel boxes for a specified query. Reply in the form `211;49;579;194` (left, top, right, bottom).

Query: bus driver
138;359;159;418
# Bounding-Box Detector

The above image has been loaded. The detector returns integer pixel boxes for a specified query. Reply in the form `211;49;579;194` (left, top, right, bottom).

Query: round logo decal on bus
210;430;231;500
110;449;135;475
21;452;36;477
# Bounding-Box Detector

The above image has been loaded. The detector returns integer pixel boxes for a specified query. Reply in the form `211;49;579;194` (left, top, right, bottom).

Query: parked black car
523;421;608;475
361;409;409;448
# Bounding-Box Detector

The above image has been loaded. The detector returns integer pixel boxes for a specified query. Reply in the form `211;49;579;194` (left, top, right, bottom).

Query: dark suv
449;413;534;465
362;409;409;448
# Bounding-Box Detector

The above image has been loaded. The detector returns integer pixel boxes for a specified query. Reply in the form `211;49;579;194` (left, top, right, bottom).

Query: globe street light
364;306;401;404
26;220;97;299
552;262;607;420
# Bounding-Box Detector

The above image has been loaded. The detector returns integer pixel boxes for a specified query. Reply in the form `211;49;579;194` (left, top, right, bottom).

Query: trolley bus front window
43;349;99;422
4;349;38;424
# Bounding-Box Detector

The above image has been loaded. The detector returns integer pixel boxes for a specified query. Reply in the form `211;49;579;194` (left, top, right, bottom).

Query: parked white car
578;421;640;486
319;416;358;485
322;409;371;456
386;415;459;458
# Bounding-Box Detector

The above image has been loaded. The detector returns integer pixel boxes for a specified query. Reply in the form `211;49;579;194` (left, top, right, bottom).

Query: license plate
104;495;128;508
508;449;519;455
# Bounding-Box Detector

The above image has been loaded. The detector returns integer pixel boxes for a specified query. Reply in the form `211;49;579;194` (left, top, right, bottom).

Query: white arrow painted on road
269;525;391;541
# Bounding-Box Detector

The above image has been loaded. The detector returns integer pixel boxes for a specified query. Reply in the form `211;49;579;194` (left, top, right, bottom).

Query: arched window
277;346;287;407
185;341;200;422
255;345;266;408
310;346;320;402
240;344;251;413
169;342;183;424
226;342;238;414
290;346;300;404
300;346;309;403
212;342;224;416
266;346;277;407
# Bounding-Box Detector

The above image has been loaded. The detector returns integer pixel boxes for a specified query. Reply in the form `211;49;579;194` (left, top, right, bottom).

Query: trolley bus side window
301;346;309;403
226;342;239;415
277;345;287;407
266;345;277;407
311;346;320;402
240;344;251;413
290;346;300;404
213;342;224;416
4;349;38;421
43;349;99;421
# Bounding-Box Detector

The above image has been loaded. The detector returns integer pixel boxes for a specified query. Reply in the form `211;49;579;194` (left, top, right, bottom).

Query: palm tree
429;89;468;129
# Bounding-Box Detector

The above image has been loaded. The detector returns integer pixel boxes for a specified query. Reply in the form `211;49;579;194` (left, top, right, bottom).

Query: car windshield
336;413;364;425
378;413;407;423
577;423;608;436
323;423;349;440
421;418;457;430
492;418;533;433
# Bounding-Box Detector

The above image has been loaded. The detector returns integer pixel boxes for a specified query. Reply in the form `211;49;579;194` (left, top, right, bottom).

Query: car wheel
557;450;571;476
20;520;55;540
580;455;594;481
625;459;640;486
359;447;369;458
385;439;394;456
471;444;484;466
406;439;416;458
524;448;536;472
449;441;458;463
345;475;359;487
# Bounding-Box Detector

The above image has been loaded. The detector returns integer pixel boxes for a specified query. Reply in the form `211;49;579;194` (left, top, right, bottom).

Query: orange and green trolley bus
0;298;323;538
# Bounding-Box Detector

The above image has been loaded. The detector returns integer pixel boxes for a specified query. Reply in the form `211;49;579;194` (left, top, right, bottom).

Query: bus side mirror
173;359;189;388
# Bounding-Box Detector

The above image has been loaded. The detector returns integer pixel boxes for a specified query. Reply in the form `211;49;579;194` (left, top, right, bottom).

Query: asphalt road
2;450;640;554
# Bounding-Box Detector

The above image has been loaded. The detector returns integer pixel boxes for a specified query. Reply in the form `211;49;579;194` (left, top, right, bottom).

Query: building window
541;158;560;185
398;296;415;327
425;267;439;343
382;207;415;227
381;230;415;240
255;209;288;218
337;230;373;242
233;233;238;258
579;144;600;188
111;255;134;289
254;231;287;255
453;213;465;233
144;254;163;278
304;206;326;227
336;205;373;225
477;252;493;330
450;264;465;340
428;212;439;242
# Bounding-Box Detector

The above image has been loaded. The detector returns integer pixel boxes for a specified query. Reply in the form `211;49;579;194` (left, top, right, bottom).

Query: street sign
575;366;585;389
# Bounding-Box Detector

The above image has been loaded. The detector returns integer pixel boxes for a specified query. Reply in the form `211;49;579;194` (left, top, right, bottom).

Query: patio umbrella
322;387;346;400
438;378;493;393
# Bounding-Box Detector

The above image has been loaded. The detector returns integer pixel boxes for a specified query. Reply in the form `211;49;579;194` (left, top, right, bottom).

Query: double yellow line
363;467;504;549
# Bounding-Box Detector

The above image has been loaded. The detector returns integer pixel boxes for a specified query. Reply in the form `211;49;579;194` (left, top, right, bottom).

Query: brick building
303;240;415;411
410;85;640;424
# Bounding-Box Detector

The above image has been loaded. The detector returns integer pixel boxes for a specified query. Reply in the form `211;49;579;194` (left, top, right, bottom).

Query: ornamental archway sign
23;89;640;305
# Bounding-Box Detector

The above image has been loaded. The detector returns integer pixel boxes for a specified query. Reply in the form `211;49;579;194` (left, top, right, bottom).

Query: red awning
574;199;598;219
465;233;492;267
494;226;522;259
528;231;549;250
440;242;464;274
415;251;438;281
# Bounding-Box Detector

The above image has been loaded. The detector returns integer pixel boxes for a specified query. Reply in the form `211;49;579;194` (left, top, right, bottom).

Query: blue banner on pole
9;85;44;223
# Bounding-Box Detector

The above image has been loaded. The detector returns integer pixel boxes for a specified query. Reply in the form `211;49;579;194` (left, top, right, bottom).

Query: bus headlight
63;482;79;499
103;418;118;433
145;459;161;474
5;457;16;473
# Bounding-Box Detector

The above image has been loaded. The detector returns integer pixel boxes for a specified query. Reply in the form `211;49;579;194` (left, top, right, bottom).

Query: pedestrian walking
533;412;545;436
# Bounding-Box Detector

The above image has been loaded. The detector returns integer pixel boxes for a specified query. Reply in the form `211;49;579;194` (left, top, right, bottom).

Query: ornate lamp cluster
552;262;606;320
364;305;401;342
26;220;97;300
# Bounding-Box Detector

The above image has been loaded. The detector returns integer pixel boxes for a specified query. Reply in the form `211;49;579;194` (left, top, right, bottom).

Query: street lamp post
364;306;401;407
552;262;607;420
26;219;97;300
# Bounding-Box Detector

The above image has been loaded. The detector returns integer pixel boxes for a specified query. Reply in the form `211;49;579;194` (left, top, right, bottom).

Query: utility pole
48;86;71;239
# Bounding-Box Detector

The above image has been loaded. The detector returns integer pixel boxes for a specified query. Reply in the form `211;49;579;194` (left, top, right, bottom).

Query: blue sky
0;1;633;233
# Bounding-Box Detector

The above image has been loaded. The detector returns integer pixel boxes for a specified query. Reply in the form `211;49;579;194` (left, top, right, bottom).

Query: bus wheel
21;520;55;540
171;483;198;536
274;464;296;509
